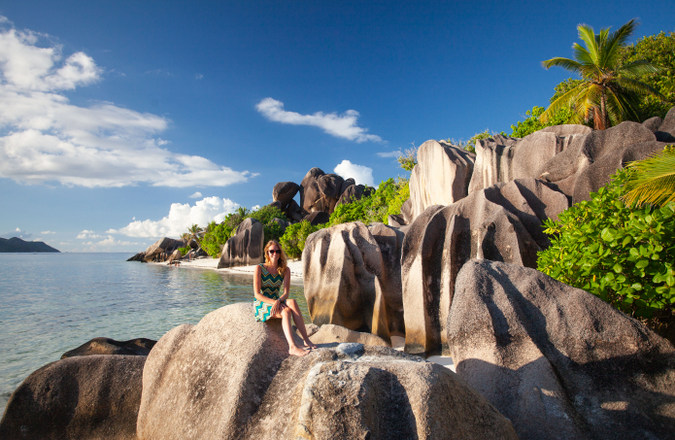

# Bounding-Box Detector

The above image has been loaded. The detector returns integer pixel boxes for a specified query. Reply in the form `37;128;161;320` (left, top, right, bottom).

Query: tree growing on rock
540;19;661;130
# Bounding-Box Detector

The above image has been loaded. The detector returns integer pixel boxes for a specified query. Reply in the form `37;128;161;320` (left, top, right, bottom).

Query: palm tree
540;19;660;130
186;224;204;249
623;146;675;207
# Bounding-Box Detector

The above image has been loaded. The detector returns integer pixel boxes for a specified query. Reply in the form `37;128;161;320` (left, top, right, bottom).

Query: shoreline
155;257;305;281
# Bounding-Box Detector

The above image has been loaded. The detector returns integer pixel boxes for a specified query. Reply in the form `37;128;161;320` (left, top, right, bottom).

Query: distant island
0;237;60;253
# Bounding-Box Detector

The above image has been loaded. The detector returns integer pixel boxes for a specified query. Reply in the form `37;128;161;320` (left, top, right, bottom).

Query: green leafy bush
397;147;417;171
386;178;410;220
537;167;675;321
279;177;411;256
249;205;289;243
326;178;409;226
279;220;321;259
199;205;289;257
510;105;574;138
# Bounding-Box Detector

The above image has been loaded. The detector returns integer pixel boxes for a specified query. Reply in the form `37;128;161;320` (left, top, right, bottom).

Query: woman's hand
271;299;287;316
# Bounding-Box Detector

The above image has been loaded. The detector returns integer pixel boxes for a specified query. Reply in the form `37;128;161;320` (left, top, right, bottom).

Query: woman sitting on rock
253;240;317;356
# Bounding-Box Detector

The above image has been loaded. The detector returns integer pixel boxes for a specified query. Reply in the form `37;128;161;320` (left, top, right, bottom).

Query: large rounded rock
61;337;156;358
658;106;675;139
128;237;185;263
302;210;330;226
336;183;372;206
538;120;663;202
368;222;405;335
0;355;145;440
468;129;590;194
447;260;675;440
409;140;475;220
272;181;300;208
137;303;293;440
243;345;518;440
138;303;518;439
401;178;569;355
572;139;666;202
217;217;264;268
467;134;519;194
302;222;391;341
300;168;345;213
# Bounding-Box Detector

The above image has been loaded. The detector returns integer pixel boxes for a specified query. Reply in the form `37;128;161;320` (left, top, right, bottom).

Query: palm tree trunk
599;90;608;130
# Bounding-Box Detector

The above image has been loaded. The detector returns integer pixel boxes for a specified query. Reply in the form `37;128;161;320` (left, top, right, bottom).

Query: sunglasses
268;249;281;254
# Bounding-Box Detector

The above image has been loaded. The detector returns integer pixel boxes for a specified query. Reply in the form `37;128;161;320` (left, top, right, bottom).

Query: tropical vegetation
623;145;675;207
537;160;674;329
198;205;289;258
540;19;661;130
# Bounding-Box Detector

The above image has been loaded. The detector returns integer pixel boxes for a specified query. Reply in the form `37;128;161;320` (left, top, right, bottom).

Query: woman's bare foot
289;346;309;357
303;341;317;350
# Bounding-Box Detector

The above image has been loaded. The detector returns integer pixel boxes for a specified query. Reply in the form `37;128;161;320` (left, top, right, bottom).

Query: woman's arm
278;267;291;301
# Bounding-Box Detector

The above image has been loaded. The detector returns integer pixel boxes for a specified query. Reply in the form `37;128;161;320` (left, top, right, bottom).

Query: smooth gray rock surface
401;178;568;355
0;355;145;440
217;217;264;268
448;260;675;440
137;303;518;439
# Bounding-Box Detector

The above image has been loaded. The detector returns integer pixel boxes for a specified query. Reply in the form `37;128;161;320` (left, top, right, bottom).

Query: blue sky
0;1;672;252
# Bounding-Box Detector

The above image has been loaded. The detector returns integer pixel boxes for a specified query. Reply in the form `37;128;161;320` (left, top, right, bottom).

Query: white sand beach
162;257;305;280
159;257;455;372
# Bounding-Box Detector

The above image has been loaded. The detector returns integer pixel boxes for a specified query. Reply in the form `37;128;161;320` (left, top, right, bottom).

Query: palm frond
618;59;660;77
540;82;585;122
623;147;675;207
542;56;582;72
573;42;595;68
615;76;663;98
604;88;640;123
577;24;600;63
602;19;637;68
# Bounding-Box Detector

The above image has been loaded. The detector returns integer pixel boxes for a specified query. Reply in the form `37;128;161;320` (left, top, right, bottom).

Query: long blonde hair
264;240;287;276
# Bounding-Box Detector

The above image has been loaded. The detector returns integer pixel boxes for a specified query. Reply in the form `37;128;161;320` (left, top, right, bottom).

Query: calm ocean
0;252;307;413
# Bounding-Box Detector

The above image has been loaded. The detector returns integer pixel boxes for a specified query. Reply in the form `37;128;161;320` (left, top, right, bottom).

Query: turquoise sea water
0;253;307;413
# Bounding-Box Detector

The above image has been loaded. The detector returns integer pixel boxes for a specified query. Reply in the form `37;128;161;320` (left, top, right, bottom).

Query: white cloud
40;230;56;235
109;196;240;238
334;160;374;187
189;191;203;199
76;229;104;240
377;150;402;158
77;235;146;252
0;18;254;188
1;227;31;239
256;97;383;143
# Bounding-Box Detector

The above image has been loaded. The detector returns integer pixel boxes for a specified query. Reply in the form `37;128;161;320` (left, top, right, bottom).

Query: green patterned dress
253;264;284;322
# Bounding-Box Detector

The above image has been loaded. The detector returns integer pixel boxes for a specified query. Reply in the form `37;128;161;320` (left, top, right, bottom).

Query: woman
253;240;317;356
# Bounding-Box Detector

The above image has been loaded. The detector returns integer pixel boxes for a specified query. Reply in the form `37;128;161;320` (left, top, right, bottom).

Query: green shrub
326;177;409;226
178;246;191;256
249;205;289;243
397;147;417;171
510;105;574;138
279;220;321;259
537;167;675;320
199;205;289;257
386;178;410;220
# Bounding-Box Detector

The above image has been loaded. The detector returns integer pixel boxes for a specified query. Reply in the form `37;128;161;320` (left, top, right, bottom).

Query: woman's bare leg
286;299;317;349
280;307;308;356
